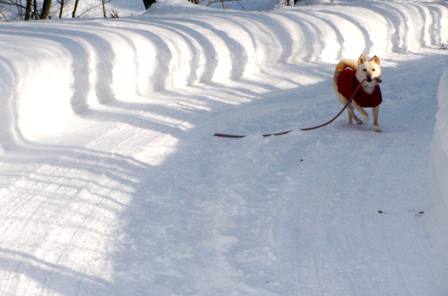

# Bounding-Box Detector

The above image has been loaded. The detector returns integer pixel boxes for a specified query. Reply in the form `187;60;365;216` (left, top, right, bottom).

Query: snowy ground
1;1;448;295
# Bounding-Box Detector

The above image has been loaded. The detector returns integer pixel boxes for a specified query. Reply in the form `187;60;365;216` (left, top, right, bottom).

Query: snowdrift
430;68;448;258
0;1;447;148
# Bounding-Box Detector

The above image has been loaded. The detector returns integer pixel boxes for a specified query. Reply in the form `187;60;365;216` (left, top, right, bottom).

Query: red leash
214;79;368;139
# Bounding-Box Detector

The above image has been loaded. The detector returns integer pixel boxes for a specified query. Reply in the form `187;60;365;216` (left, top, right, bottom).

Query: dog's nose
366;75;372;82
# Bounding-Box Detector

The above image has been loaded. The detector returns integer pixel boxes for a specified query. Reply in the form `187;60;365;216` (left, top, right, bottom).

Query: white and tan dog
333;54;383;132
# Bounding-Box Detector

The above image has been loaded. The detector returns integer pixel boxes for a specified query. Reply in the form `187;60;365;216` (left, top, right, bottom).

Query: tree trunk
101;0;107;18
33;0;37;18
72;0;79;18
24;0;33;20
143;0;156;10
59;0;64;18
40;0;51;19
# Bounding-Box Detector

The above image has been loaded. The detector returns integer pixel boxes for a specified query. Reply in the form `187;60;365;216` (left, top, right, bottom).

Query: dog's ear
358;54;367;65
370;55;381;65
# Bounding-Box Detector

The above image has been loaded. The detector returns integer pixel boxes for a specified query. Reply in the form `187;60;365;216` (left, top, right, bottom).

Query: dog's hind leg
347;107;353;124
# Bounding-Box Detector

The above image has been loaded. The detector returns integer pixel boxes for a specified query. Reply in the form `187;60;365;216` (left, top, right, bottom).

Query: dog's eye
372;69;375;71
363;69;367;72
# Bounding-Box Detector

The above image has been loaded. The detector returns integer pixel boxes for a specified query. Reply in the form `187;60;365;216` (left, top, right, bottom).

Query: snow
435;69;448;199
429;67;448;265
1;1;448;295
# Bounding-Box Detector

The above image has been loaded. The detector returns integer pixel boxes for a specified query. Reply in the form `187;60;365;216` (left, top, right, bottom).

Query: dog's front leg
337;92;364;125
347;107;353;124
348;105;363;125
373;106;382;132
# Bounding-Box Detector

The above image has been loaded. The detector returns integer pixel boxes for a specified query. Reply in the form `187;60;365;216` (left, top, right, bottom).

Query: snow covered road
1;1;448;295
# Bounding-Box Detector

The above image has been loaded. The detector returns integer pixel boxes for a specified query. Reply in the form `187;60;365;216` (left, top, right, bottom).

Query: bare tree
0;0;26;19
58;0;64;18
16;0;24;18
143;0;156;9
40;0;51;19
285;0;301;5
205;0;244;9
72;0;79;17
24;0;32;19
101;0;106;18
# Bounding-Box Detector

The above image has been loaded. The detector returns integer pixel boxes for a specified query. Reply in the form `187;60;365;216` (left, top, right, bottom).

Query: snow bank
0;1;447;147
429;68;448;258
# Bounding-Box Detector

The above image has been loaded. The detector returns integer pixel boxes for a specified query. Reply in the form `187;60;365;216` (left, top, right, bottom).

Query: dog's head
356;54;382;87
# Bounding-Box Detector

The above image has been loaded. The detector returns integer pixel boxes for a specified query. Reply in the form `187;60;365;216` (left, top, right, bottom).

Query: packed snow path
1;2;448;295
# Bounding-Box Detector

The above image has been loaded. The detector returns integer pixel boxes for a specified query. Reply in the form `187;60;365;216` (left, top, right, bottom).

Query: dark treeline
0;0;146;20
0;0;304;21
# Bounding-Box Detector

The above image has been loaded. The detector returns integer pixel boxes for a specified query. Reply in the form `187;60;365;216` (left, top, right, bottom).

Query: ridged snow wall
430;68;448;257
0;2;447;147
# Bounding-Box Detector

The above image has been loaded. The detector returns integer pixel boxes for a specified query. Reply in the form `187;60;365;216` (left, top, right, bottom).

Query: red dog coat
337;68;382;108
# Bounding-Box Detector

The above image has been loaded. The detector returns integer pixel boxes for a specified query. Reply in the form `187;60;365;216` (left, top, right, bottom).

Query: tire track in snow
0;146;148;295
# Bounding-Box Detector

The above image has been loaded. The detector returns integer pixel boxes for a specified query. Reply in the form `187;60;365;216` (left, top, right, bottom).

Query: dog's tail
333;59;357;90
335;59;357;73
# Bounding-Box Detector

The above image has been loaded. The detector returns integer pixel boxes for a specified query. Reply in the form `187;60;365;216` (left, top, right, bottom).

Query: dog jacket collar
337;69;382;108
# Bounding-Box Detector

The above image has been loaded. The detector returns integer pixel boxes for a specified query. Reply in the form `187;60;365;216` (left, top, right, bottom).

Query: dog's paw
374;126;382;133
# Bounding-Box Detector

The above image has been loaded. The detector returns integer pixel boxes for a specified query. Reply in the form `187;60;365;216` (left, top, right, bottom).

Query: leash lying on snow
214;79;369;139
214;101;350;138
